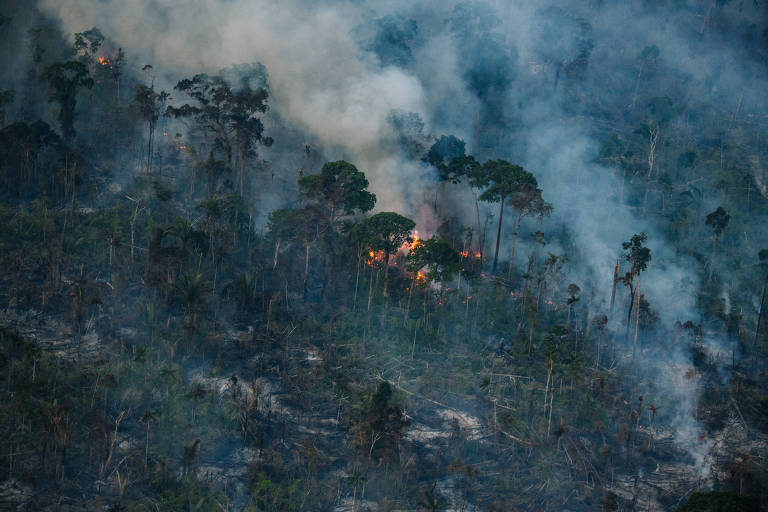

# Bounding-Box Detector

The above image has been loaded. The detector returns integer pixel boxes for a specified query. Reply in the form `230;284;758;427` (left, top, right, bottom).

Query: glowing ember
460;250;483;258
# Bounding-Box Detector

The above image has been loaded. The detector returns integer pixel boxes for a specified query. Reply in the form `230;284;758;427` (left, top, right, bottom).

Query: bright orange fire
406;230;421;252
459;250;482;259
98;56;110;67
366;250;386;266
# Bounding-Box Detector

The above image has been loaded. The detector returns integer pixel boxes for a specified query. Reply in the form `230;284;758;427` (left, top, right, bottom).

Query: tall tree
476;159;538;273
424;135;466;214
42;61;93;140
705;206;730;283
166;73;272;195
618;233;651;355
506;183;552;278
354;212;415;296
298;160;376;225
404;236;461;323
133;85;169;174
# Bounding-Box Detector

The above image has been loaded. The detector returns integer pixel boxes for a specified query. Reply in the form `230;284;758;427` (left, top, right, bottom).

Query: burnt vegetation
0;1;768;511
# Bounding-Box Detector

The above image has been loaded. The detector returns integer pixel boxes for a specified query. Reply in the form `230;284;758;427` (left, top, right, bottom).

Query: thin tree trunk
632;273;642;363
507;214;522;279
708;235;718;283
405;274;416;326
754;276;767;353
492;198;505;273
273;239;281;269
472;189;483;257
610;258;620;315
353;244;362;313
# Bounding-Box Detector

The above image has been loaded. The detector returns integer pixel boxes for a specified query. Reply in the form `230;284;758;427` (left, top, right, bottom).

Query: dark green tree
166;73;272;195
354;212;415;296
298;160;376;224
133;85;169;173
476;159;538;273
618;233;651;353
505;182;552;278
705;206;730;283
42;60;94;140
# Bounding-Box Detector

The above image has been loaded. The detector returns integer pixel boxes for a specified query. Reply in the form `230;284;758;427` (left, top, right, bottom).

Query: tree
73;27;105;64
447;155;484;253
298;160;376;225
42;60;94;140
505;182;552;278
354;212;415;297
705;206;730;283
630;45;659;111
476;159;538;273
424;135;466;214
133;85;169;173
617;233;651;356
140;409;156;469
404;236;462;323
166;73;272;195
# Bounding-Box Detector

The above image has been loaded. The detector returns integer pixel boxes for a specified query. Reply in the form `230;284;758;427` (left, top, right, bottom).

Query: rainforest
0;0;767;510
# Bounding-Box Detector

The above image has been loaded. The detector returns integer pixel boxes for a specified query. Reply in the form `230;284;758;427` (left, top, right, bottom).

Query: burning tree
404;236;462;322
353;212;415;297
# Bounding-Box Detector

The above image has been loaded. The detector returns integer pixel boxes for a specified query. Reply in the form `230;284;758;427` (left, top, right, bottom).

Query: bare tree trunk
632;273;642;364
472;189;483;257
492;198;505;273
708;235;719;283
272;239;281;269
754;276;767;353
507;214;522;279
642;128;659;216
404;274;416;326
130;203;141;264
353;244;362;313
610;258;620;315
630;61;646;111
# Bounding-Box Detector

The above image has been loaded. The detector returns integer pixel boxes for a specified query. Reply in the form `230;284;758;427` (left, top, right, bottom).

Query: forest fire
407;230;421;252
366;250;386;266
98;56;112;68
460;249;483;259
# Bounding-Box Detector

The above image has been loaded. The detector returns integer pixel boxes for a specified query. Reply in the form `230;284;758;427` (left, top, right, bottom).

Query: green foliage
406;236;462;282
42;60;94;139
298;160;376;221
706;206;731;237
476;159;537;203
353;211;415;261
